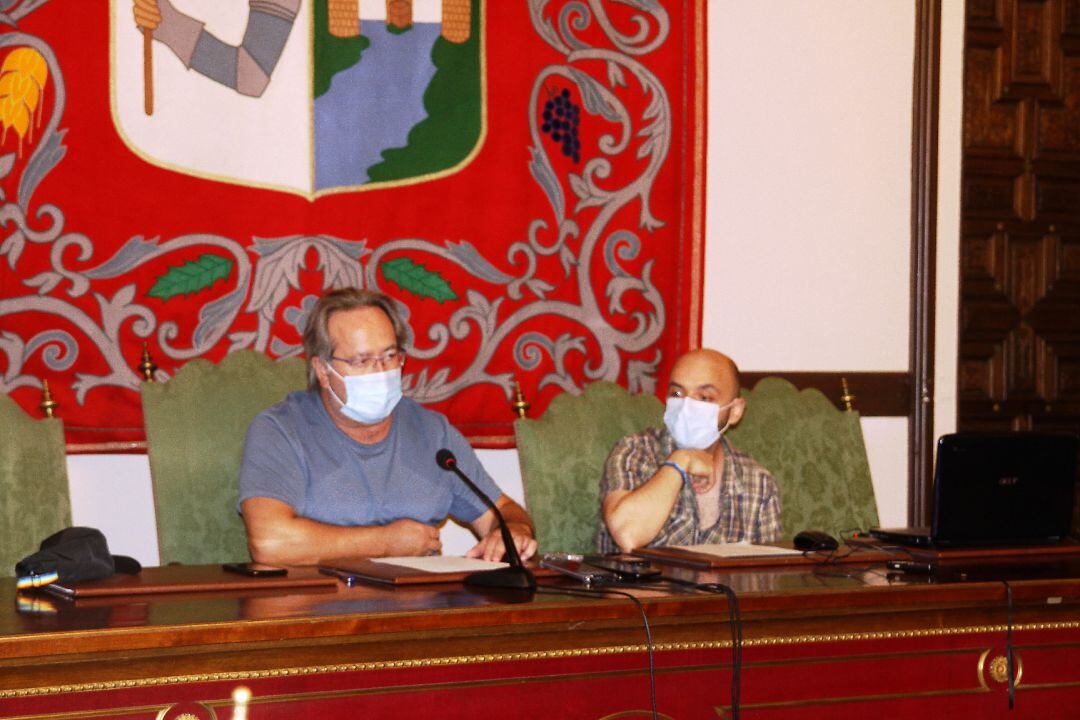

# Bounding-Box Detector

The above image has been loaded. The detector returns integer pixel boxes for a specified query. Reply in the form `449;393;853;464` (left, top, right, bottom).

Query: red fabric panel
0;1;706;447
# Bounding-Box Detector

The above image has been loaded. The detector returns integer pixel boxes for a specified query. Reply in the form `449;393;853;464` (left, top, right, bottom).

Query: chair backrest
514;381;664;554
142;351;307;565
0;393;71;574
726;377;879;541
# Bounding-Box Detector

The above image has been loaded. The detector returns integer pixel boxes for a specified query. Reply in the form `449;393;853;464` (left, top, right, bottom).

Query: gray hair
302;288;410;390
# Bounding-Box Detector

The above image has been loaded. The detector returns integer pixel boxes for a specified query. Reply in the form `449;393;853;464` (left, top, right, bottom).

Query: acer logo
998;476;1020;486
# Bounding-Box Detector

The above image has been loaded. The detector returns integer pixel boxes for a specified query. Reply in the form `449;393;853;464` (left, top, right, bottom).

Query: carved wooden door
959;0;1080;529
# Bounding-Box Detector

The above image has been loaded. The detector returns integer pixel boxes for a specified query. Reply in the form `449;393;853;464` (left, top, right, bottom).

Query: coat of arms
113;0;483;197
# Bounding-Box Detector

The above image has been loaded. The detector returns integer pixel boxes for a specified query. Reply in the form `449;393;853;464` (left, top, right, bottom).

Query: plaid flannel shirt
595;427;783;553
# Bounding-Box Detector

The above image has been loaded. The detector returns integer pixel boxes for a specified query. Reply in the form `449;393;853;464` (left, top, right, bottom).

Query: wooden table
2;553;1080;719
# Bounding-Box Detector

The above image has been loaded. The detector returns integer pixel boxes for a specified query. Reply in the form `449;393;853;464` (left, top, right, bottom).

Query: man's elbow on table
247;532;291;566
246;523;305;566
241;497;311;566
603;504;650;555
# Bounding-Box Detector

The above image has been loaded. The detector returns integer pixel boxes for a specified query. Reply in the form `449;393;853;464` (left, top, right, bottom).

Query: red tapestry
0;0;705;448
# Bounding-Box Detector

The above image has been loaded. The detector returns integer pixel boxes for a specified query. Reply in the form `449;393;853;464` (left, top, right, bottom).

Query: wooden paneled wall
959;0;1080;529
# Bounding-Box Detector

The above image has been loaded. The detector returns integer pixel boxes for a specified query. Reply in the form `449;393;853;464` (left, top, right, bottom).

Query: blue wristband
661;460;689;484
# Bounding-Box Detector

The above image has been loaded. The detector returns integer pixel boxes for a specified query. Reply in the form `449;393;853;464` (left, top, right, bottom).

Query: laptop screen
931;432;1078;546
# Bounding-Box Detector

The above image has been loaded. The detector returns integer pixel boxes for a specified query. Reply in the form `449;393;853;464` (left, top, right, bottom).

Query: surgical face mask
325;363;403;424
664;396;737;450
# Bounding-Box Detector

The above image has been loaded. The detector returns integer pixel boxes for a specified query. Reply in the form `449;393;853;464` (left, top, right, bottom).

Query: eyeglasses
330;347;406;374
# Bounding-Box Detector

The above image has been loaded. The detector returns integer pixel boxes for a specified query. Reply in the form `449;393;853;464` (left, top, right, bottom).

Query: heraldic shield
111;0;484;197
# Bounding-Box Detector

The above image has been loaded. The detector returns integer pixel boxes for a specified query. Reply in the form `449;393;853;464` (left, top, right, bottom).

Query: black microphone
435;449;535;590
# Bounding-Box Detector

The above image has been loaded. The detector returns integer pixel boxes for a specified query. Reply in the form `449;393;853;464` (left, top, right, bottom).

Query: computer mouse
793;529;839;552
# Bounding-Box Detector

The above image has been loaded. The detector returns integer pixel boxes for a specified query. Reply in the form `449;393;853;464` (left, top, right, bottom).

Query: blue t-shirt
238;391;501;527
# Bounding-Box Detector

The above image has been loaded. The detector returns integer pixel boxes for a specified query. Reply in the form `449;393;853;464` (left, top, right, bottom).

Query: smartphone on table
583;554;662;581
539;553;619;584
222;562;288;577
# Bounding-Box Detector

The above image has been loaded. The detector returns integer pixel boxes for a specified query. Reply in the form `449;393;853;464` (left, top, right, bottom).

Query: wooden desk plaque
632;542;897;569
42;564;337;598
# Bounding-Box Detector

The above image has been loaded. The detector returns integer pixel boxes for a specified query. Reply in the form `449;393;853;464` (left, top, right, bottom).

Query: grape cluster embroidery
541;87;581;163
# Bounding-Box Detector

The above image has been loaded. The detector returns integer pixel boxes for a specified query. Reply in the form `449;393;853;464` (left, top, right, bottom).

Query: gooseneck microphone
435;449;536;590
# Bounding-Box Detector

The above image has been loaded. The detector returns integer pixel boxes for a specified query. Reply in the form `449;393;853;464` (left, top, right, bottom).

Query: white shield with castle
112;0;483;197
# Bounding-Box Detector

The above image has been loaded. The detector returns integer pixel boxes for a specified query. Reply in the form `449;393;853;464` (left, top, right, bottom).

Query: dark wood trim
909;0;942;526
741;372;910;417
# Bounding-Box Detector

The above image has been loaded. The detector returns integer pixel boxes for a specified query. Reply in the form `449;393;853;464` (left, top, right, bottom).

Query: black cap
15;527;141;583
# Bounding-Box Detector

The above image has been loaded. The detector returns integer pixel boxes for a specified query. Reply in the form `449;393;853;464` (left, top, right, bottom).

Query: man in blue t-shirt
238;288;537;565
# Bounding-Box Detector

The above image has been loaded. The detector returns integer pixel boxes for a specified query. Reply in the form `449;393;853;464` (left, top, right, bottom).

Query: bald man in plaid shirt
597;349;782;554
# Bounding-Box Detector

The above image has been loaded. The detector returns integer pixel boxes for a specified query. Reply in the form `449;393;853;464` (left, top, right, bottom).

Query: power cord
803;547;893;583
535;583;658;720
829;537;925;582
841;536;923;561
1003;580;1015;710
698;582;742;720
659;576;742;720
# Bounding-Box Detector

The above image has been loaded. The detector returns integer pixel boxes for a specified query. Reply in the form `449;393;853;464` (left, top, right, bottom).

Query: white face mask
664;396;736;450
325;364;403;424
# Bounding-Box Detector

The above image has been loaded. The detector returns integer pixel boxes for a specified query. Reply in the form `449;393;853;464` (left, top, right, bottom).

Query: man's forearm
247;516;391;566
467;497;538;561
498;499;535;537
242;498;442;565
603;467;683;552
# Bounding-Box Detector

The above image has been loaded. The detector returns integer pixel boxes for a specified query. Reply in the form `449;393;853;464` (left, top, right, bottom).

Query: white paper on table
370;556;509;573
676;543;804;558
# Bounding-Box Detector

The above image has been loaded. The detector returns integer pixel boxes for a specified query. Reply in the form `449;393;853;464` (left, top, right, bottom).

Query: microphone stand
436;449;536;590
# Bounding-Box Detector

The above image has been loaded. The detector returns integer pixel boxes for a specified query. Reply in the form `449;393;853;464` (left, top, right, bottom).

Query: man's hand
669;448;719;494
465;521;537;563
133;0;162;32
381;519;441;557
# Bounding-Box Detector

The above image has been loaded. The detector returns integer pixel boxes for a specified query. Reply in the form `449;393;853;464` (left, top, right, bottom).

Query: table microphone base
465;566;537;591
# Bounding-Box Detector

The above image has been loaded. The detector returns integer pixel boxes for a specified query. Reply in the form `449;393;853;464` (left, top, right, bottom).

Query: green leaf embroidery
147;253;233;301
381;257;458;303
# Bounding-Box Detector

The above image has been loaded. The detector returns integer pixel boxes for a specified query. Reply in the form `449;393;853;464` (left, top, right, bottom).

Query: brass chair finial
511;378;531;419
138;341;158;382
39;379;58;418
840;377;856;412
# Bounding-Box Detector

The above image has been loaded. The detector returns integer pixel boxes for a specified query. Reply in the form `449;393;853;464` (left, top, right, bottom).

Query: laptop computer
870;432;1078;548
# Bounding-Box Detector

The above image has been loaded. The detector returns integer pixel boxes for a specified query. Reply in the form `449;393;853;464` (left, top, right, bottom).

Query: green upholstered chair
514;381;664;554
726;377;879;541
142;351;307;565
0;393;71;575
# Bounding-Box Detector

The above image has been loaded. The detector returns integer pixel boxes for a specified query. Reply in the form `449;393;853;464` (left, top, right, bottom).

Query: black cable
800;546;841;564
791;541;891;582
658;577;741;720
806;552;894;582
1003;579;1015;710
841;537;923;561
535;583;658;720
809;562;885;583
698;582;741;720
833;538;928;582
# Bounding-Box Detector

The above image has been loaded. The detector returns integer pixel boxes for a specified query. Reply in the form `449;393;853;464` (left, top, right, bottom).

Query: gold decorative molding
4;620;1079;700
154;702;217;720
718;686;990;714
977;649;1025;690
988;655;1008;683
